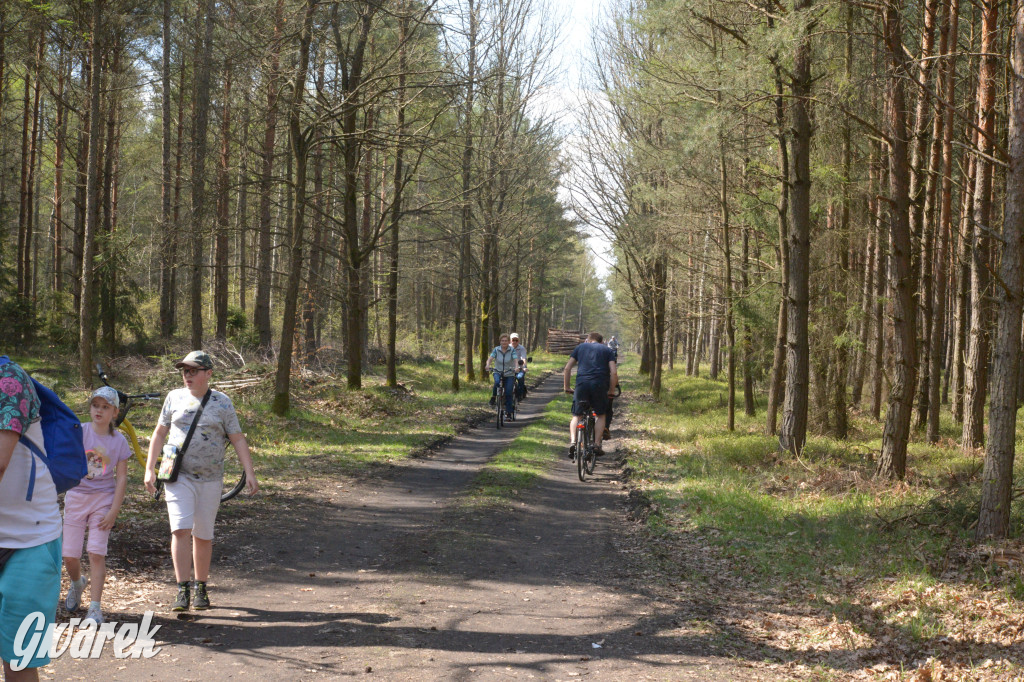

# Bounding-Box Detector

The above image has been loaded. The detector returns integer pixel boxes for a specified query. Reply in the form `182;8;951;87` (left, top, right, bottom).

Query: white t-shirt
159;388;242;482
0;419;62;548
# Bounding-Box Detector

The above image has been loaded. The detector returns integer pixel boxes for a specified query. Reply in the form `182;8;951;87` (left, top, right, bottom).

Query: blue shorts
573;380;610;416
0;537;61;668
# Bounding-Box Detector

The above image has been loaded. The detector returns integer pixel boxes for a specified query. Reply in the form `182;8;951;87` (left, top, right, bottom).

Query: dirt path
47;378;768;681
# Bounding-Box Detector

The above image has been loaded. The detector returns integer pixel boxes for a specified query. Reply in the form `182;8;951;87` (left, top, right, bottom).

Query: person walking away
563;332;618;458
0;356;62;681
509;333;528;400
145;351;258;612
486;334;517;416
62;386;131;625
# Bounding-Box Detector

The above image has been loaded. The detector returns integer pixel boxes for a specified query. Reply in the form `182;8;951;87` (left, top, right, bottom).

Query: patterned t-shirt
158;388;242;482
0;360;39;434
75;422;132;495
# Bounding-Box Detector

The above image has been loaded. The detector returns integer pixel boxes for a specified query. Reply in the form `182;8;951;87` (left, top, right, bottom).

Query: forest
0;0;615;409
6;0;1024;544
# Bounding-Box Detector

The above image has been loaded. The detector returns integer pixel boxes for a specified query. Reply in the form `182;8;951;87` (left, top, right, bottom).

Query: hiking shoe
82;604;103;627
489;397;496;406
192;581;210;610
65;575;87;612
594;446;605;458
171;582;190;611
602;428;612;441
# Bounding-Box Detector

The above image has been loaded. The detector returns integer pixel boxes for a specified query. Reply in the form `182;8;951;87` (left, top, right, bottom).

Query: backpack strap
19;436;45;502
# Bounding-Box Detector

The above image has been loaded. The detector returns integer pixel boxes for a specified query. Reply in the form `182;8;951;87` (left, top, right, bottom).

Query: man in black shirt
563;332;618;459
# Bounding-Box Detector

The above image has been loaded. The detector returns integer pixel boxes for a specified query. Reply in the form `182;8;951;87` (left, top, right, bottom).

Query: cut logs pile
547;328;585;355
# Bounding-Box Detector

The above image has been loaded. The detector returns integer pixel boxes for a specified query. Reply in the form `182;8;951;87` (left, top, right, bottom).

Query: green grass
462;394;568;507
620;358;1024;673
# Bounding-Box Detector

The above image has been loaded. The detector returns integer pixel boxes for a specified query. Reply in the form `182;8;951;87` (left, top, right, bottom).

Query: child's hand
98;509;118;531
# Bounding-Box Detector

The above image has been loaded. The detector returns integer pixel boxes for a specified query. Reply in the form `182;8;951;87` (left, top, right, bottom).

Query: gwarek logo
10;611;163;671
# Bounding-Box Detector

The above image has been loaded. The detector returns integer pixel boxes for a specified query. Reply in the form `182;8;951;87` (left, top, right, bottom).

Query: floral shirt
0;360;39;435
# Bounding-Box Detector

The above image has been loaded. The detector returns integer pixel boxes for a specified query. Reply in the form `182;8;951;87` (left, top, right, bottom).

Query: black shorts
573;380;609;416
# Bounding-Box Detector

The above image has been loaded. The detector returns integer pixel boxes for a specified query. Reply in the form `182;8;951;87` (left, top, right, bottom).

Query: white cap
91;386;120;409
510;332;520;340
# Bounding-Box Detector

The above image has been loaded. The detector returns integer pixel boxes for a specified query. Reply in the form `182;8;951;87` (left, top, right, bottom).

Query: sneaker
594;446;605;458
568;445;576;461
82;604;103;626
65;575;87;612
171;582;190;612
602;428;612;441
192;581;210;610
489;397;496;406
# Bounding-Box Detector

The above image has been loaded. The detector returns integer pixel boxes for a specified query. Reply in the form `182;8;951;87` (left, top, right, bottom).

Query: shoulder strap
178;390;212;458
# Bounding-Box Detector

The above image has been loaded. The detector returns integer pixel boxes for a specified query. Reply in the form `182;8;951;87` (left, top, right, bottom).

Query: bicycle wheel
584;417;597;475
221;454;246;502
589;419;598;473
496;388;504;429
576;437;586;482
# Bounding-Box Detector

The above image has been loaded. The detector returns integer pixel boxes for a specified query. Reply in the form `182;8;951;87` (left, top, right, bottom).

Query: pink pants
62;489;114;557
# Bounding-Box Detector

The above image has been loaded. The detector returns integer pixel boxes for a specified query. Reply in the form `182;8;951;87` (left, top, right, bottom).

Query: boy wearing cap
62;386;132;625
145;350;258;612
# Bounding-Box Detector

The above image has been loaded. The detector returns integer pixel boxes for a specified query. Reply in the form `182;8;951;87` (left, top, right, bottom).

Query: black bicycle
494;374;507;428
571;399;598;482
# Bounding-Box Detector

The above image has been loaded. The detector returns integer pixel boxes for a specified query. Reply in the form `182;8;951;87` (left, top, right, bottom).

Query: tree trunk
766;66;789;435
214;65;233;341
963;0;999;449
385;8;409;389
927;0;960;444
79;0;104;384
189;0;216;349
779;0;813;455
978;0;1024;540
159;0;174;336
271;0;316;415
877;0;917;481
255;0;284;350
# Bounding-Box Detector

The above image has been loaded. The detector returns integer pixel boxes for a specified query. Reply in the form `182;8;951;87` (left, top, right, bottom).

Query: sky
545;0;616;283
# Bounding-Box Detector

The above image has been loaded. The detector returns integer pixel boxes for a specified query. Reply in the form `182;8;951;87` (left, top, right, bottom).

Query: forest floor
16;350;1024;680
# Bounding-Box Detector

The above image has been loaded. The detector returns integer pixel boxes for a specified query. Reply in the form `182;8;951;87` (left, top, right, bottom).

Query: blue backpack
0;356;88;500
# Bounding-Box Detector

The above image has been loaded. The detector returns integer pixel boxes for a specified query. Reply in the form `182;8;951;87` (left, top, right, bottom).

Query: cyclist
608;336;620;353
486;334;517;416
563;332;618;460
509;332;527;400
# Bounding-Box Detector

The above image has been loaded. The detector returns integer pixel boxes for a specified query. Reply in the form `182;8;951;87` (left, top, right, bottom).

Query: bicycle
96;365;247;503
571;399;598;482
495;374;507;428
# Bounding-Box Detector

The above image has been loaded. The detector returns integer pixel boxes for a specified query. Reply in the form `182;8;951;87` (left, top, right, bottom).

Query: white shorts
164;476;222;540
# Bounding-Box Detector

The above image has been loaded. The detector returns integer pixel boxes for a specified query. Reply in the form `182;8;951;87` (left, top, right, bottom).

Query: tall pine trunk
877;0;917;480
978;0;1024;540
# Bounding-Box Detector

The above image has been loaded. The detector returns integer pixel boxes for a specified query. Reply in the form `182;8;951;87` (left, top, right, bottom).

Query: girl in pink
62;386;131;625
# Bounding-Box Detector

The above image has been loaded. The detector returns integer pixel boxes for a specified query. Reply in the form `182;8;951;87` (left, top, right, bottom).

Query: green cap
175;350;213;370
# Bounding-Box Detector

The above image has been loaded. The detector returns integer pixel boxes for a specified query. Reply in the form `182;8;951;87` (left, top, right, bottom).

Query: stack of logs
547;329;585;354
